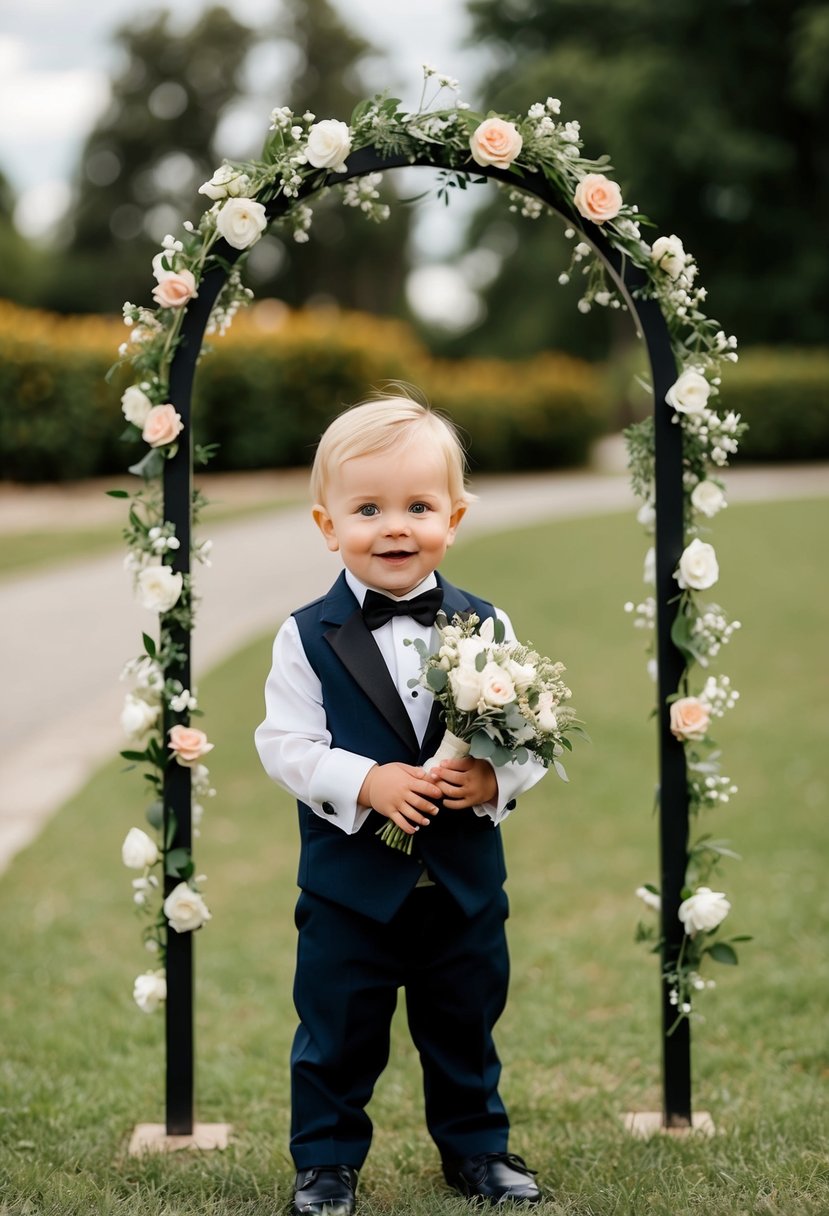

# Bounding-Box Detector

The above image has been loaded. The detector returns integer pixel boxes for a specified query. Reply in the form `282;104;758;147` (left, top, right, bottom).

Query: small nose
384;511;411;535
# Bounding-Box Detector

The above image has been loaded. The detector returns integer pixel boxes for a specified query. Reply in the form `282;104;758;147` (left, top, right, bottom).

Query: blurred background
1;0;828;482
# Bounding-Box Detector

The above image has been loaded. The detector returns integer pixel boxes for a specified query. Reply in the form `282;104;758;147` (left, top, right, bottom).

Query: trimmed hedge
0;300;609;483
721;348;829;463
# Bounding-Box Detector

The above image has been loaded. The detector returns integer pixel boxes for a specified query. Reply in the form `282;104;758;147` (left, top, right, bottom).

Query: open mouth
377;550;414;561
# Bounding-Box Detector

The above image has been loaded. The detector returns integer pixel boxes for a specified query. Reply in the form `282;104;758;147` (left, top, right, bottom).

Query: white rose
691;480;727;518
121;826;159;869
505;658;536;692
304;119;352;171
449;665;485;712
636;885;661;912
455;637;487;669
675;538;719;590
651;234;686;279
136;564;183;613
636;501;656;530
163;882;211;934
643;545;656;586
665;369;711;415
133;970;167;1013
121;385;153;427
198;164;253;200
215;197;268;250
120;694;159;741
678;887;731;935
534;689;559;733
479;662;516;708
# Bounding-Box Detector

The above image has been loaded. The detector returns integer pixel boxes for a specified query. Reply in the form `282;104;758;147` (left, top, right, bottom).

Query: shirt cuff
308;748;377;835
472;756;548;825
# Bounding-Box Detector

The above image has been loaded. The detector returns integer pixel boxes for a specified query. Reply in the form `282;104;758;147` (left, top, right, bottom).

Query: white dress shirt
254;570;547;834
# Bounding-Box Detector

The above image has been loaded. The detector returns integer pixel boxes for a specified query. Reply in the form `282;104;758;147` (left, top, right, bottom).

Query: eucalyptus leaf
165;847;192;878
475;651;487;672
470;731;496;758
493;617;506;644
707;942;738;966
553;759;569;782
426;667;448;692
145;800;164;830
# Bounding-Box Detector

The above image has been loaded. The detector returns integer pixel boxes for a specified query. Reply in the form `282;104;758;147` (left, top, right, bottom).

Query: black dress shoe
443;1152;542;1205
293;1164;358;1215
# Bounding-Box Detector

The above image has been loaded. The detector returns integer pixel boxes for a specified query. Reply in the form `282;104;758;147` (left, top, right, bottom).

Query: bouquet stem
375;730;471;853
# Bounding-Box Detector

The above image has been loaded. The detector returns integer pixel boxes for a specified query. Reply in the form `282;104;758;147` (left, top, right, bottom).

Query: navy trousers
289;883;511;1168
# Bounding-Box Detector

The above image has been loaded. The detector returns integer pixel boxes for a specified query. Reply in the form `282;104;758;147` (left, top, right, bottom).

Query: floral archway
114;68;745;1137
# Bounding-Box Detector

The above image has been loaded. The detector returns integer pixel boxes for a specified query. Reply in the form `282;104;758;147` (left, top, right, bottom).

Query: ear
445;503;467;547
312;504;339;552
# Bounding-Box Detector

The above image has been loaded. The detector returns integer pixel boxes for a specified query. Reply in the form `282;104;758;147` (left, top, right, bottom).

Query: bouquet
377;611;585;852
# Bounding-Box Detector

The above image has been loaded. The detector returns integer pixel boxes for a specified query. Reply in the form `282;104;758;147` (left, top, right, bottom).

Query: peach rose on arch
669;697;711;742
168;724;214;766
142;403;184;448
573;173;623;224
469;117;523;168
152;269;197;309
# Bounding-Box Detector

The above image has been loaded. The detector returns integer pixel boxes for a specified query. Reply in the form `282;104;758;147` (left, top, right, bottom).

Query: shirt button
321;801;336;816
506;799;517;811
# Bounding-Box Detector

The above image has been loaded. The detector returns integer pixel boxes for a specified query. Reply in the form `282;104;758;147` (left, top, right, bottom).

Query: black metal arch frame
161;145;692;1135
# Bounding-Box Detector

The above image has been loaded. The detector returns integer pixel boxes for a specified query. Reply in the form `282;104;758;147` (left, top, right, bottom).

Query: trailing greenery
0;301;607;483
1;501;827;1215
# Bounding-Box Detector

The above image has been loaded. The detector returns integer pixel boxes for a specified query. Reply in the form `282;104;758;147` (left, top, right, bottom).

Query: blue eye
410;502;429;514
358;504;379;517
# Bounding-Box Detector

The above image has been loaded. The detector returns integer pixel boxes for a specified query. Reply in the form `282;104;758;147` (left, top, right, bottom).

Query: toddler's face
312;444;465;596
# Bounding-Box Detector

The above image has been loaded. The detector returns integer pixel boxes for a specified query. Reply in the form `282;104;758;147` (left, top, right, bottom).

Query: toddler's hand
430;757;497;809
359;763;443;838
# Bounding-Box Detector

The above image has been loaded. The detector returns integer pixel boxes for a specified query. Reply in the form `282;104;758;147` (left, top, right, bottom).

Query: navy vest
292;571;507;923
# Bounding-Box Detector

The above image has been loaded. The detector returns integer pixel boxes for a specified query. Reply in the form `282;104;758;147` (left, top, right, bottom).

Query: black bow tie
361;587;443;631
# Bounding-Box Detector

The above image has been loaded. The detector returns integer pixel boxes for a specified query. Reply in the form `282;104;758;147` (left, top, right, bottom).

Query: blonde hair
310;388;473;508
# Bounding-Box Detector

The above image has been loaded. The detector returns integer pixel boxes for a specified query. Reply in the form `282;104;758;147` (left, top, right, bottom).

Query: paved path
3;459;827;875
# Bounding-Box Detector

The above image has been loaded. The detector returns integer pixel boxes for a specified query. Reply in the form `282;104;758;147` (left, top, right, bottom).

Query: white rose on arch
122;827;159;869
121;385;153;427
665;369;711;415
198;164;254;200
651;234;687;279
678;887;731;936
120;693;159;742
215;197;268;249
163;882;212;934
691;480;727;518
136;564;183;613
304;119;352;171
133;970;167;1013
674;538;719;591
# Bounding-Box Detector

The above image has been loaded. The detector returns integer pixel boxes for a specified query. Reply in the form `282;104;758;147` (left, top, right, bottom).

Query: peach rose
168;724;214;766
669;697;711;742
142;403;184;448
573;173;623;224
152;269;197;309
469;117;523;168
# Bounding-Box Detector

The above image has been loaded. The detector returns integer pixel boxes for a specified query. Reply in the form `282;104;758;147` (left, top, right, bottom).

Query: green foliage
459;0;829;357
0;301;609;482
723;348;829;462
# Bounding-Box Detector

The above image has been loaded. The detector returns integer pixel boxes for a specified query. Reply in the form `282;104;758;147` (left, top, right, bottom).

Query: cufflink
321;801;337;816
506;799;516;811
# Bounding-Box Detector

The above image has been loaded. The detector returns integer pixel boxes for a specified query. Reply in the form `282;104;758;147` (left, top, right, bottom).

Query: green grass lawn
1;499;827;1215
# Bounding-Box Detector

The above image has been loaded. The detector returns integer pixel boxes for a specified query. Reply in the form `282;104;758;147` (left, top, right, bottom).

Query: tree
249;0;412;315
455;0;829;354
42;7;255;314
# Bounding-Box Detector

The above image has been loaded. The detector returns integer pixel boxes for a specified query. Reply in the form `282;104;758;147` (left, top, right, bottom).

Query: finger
411;780;444;800
397;803;433;827
441;794;471;809
435;758;473;773
391;811;419;834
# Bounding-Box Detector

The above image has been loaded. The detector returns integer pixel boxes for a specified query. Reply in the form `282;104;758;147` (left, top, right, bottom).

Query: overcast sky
0;0;487;229
0;0;500;324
